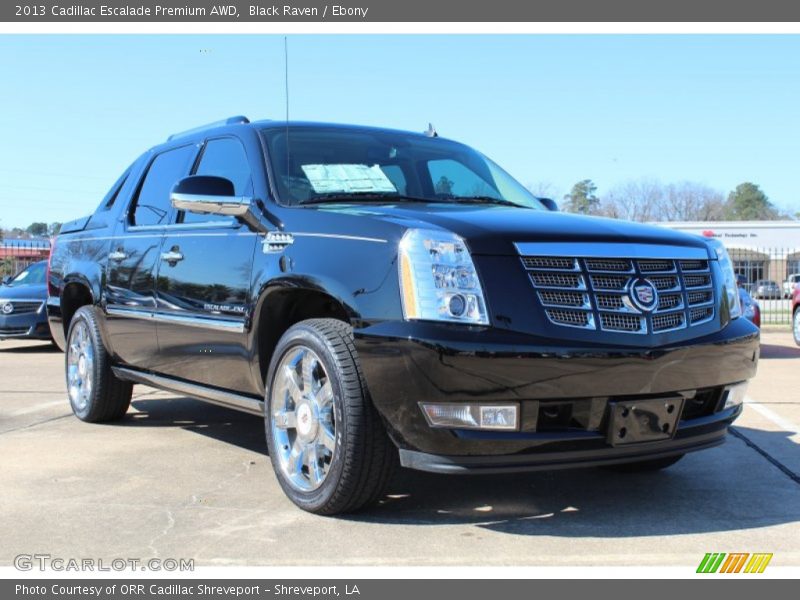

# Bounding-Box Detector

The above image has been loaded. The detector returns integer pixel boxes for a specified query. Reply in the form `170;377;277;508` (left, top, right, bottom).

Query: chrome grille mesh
0;300;42;315
521;252;715;334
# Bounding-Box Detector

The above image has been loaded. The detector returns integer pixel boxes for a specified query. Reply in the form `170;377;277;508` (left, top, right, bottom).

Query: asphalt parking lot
1;331;798;567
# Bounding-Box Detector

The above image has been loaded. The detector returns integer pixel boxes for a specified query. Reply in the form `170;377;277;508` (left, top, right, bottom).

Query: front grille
639;259;675;273
539;290;588;307
690;306;714;324
546;309;593;328
521;251;716;334
652;311;685;332
600;312;644;332
522;256;577;270
585;258;632;272
0;301;42;314
684;274;712;288
529;272;584;289
658;293;683;311
596;294;624;310
590;274;628;291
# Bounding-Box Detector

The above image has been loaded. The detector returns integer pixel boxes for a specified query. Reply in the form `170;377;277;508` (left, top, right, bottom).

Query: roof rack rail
167;115;250;141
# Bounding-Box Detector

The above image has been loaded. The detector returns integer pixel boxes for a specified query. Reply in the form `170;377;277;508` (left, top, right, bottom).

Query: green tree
725;182;780;221
48;222;62;236
563;179;599;214
26;222;49;236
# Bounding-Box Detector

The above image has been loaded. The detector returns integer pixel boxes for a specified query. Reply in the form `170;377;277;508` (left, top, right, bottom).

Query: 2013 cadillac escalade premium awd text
47;117;759;514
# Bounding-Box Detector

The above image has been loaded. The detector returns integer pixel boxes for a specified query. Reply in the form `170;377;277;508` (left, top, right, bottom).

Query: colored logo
696;552;773;574
702;230;716;238
1;302;12;315
628;278;658;313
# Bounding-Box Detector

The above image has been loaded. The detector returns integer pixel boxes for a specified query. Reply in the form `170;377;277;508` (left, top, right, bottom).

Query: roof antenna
284;36;290;178
424;123;438;137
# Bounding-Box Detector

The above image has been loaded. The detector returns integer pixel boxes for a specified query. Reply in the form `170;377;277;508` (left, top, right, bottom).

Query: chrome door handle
160;250;184;263
108;250;128;262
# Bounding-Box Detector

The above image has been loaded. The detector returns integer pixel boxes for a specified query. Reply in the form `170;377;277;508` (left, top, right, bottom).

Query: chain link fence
728;246;799;326
0;239;51;279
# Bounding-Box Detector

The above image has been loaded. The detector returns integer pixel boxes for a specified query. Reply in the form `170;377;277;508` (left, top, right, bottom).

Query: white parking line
745;397;800;444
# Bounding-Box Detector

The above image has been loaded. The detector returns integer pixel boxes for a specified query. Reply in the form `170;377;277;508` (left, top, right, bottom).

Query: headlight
398;228;489;325
707;239;741;320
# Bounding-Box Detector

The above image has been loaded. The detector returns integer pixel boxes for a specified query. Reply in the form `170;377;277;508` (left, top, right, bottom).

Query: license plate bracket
607;396;684;446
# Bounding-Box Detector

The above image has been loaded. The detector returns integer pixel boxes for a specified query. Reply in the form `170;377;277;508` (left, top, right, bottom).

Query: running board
111;367;264;416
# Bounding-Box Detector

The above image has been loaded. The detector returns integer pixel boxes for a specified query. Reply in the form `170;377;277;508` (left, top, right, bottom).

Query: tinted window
181;138;252;224
132;145;196;227
428;159;500;199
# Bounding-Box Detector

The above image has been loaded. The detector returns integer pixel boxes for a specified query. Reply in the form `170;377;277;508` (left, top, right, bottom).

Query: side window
181;137;252;224
427;159;499;199
131;145;196;227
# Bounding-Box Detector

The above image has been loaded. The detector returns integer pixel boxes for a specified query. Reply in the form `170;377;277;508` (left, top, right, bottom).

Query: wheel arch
60;275;97;339
250;280;353;394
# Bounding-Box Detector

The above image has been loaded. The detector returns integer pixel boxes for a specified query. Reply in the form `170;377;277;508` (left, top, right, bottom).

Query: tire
603;454;685;473
65;305;132;422
264;318;397;515
793;308;800;347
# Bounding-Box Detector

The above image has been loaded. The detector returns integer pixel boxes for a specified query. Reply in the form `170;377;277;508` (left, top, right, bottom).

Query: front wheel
793;308;800;347
265;319;397;515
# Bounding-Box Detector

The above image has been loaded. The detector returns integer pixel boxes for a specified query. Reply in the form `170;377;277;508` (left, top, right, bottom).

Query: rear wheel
265;318;397;515
604;454;684;472
793;308;800;346
66;306;132;422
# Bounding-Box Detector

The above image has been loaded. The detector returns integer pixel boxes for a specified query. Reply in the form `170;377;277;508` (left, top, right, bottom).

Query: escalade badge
629;279;658;312
1;303;12;315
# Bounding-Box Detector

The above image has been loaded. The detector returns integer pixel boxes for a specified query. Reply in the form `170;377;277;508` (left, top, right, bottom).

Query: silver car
754;280;782;300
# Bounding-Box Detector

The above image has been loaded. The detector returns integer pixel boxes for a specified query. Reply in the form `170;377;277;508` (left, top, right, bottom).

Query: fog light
724;382;748;409
420;403;518;430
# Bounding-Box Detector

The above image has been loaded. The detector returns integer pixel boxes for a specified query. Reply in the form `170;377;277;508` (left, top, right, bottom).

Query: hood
0;283;47;300
316;203;712;256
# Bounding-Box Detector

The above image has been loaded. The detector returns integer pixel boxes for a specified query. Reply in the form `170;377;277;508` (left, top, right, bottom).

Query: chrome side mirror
170;175;268;232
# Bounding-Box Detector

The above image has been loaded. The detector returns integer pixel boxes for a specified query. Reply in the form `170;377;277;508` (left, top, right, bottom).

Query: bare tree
600;179;663;222
661;182;726;221
599;179;727;222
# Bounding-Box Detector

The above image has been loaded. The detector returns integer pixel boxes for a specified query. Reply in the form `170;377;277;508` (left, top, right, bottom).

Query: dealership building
655;220;800;285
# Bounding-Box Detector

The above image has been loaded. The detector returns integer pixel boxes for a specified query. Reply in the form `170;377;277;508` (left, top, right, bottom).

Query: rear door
153;136;258;393
104;144;199;368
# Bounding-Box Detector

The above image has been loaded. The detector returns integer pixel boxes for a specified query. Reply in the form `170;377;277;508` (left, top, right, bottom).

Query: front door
153;136;258;393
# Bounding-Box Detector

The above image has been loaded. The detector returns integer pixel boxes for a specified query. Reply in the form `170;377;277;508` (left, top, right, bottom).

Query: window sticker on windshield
301;164;397;194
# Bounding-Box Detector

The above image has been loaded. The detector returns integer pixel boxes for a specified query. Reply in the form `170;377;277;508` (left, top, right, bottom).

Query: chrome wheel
67;320;94;412
270;345;336;492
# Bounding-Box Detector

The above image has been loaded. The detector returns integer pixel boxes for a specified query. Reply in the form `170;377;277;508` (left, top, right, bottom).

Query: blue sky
1;34;799;228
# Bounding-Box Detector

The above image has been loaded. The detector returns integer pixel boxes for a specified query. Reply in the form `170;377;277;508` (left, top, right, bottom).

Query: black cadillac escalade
47;116;759;514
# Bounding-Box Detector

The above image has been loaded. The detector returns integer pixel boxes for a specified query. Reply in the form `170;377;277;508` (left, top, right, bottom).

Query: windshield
261;126;545;209
6;262;46;287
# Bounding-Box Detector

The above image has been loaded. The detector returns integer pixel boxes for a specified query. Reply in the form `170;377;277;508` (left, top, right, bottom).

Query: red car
793;286;800;346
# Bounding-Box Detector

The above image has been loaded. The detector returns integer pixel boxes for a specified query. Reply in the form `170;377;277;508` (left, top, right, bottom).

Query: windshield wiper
440;195;523;208
299;193;450;205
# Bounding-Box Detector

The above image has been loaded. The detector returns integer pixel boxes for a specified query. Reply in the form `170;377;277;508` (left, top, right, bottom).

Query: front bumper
0;312;51;340
354;317;759;469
